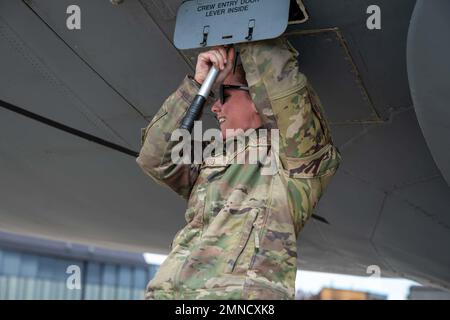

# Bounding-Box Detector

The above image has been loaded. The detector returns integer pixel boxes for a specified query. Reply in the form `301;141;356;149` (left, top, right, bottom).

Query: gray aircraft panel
298;219;397;278
0;1;147;150
313;169;385;239
0;107;186;254
407;0;450;187
299;107;450;287
25;0;193;118
339;109;441;191
329;124;372;151
139;0;180;39
297;169;393;277
374;193;450;288
295;0;416;119
0;17;133;149
286;30;378;123
391;177;450;233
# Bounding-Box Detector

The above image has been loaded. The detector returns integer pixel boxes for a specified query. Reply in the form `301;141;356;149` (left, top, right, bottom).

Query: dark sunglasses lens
220;85;224;104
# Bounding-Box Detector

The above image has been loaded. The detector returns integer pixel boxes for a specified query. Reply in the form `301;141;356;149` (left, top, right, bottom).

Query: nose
211;100;222;115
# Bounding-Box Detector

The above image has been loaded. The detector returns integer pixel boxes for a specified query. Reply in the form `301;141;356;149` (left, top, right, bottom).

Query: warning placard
197;0;261;17
174;0;290;50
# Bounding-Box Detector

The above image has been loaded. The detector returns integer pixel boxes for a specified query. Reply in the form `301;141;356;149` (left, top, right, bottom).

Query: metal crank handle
180;66;220;132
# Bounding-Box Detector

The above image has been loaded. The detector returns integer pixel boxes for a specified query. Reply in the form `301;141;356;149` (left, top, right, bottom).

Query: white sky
295;269;420;300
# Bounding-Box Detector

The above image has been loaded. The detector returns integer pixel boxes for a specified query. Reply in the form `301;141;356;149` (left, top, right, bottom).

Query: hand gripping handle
180;66;220;132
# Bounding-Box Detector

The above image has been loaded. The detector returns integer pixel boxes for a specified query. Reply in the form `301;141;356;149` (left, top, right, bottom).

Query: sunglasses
219;84;249;105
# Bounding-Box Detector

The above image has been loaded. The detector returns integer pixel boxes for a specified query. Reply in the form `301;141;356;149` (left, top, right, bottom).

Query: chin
221;126;244;140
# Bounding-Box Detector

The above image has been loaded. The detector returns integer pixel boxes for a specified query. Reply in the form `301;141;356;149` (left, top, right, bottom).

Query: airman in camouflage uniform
137;36;342;299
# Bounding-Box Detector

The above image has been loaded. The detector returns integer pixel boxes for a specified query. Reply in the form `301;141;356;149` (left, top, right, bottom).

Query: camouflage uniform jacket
137;37;342;299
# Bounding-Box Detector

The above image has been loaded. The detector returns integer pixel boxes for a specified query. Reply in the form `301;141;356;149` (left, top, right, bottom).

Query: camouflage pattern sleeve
238;37;341;176
136;75;215;200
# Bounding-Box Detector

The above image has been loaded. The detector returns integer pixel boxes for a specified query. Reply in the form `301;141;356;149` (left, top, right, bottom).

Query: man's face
211;71;262;139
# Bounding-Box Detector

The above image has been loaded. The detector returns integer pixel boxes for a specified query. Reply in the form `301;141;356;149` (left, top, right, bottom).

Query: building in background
307;288;387;300
5;230;448;300
0;231;159;300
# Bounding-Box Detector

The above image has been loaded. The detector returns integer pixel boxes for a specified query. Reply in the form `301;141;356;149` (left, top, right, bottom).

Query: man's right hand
194;46;236;88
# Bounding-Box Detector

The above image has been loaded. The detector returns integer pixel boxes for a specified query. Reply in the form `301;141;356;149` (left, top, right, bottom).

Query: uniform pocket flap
286;144;341;178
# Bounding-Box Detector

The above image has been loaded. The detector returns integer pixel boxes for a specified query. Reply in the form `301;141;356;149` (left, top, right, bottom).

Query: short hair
232;63;248;86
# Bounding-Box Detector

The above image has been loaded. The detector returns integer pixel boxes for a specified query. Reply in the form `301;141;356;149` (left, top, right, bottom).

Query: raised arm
136;76;213;200
238;37;341;177
137;46;238;199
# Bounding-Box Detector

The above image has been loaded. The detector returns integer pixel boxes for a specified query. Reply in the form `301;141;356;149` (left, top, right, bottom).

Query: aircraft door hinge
200;25;210;47
245;19;255;41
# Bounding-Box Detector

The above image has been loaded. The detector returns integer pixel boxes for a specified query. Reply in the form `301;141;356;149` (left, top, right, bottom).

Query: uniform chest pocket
224;207;263;274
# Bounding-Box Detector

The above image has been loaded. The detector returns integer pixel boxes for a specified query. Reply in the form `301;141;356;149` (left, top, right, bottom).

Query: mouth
217;116;226;124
